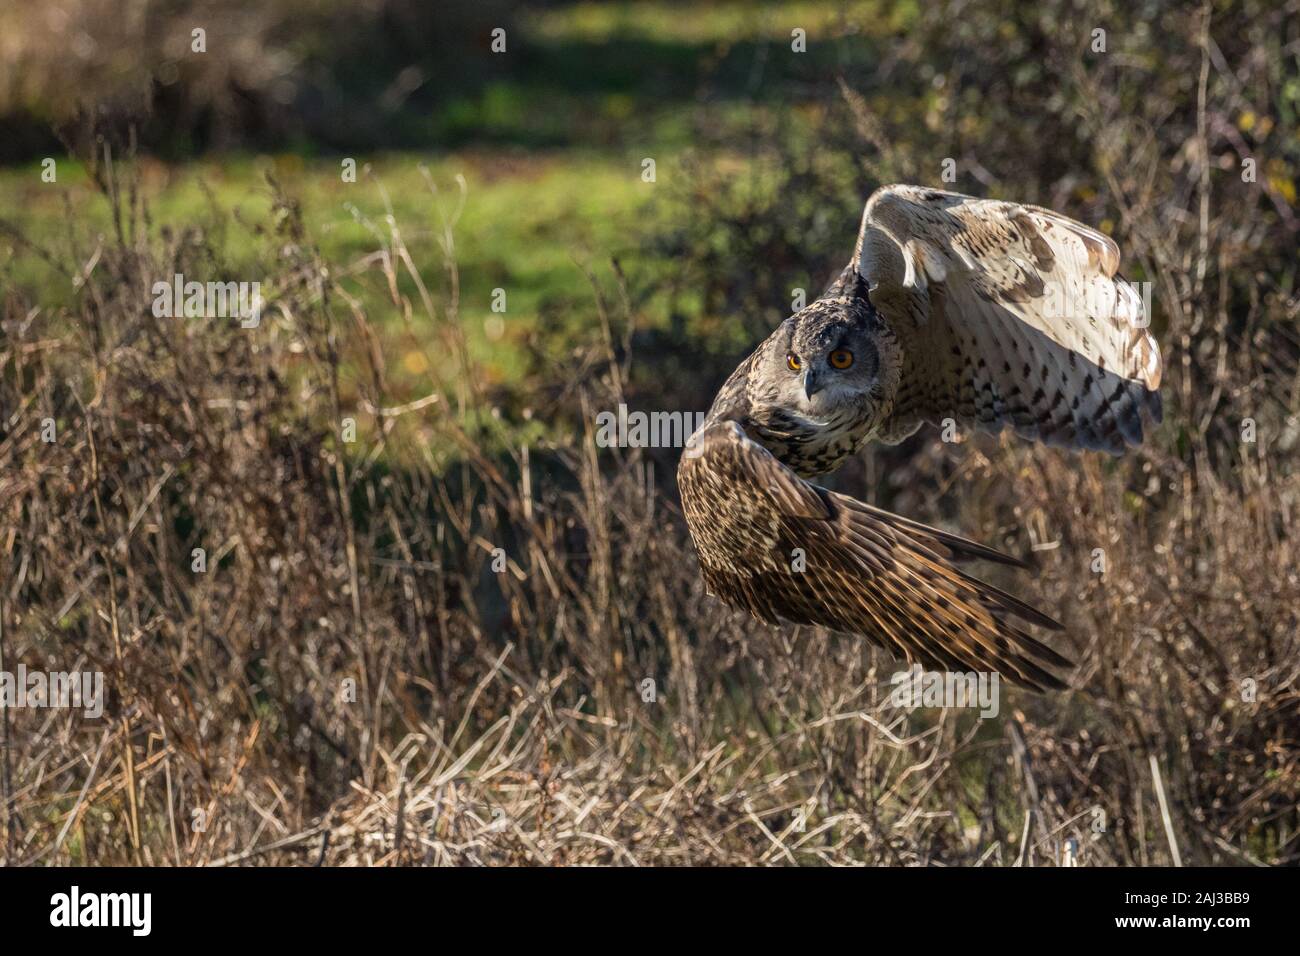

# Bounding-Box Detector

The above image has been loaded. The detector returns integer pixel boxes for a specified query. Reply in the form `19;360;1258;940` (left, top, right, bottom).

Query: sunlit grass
525;0;914;44
0;149;665;390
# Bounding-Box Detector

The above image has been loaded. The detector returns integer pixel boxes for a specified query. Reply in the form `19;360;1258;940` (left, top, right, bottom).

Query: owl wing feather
678;421;1070;691
855;185;1162;452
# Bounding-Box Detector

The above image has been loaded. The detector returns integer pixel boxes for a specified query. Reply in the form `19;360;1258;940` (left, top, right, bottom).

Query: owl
677;185;1162;691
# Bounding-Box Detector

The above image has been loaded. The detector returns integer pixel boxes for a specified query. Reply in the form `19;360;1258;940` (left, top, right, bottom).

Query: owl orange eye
829;349;854;369
786;353;801;371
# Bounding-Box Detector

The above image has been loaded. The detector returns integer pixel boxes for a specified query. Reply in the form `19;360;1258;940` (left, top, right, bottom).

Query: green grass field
1;150;661;388
0;0;911;396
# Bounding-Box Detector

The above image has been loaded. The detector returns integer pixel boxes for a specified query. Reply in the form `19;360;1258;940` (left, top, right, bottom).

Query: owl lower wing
678;421;1071;691
857;185;1162;453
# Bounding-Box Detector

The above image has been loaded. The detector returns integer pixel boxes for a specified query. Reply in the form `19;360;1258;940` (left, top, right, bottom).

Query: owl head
759;297;882;420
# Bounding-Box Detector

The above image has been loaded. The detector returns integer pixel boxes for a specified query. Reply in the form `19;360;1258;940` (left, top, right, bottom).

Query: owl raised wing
853;185;1161;450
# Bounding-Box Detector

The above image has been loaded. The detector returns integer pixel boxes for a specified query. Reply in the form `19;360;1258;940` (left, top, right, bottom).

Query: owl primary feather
677;185;1162;691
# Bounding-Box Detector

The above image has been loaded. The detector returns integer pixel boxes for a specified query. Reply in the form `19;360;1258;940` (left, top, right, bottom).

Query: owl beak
803;369;824;399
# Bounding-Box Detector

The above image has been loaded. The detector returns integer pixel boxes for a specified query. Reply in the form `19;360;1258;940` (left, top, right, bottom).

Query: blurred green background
0;2;886;390
2;0;1297;445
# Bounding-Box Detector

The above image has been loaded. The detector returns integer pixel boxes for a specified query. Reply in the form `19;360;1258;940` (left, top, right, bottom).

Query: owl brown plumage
677;185;1163;691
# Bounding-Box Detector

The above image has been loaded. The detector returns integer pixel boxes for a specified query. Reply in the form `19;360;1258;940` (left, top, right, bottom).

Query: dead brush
2;59;1299;865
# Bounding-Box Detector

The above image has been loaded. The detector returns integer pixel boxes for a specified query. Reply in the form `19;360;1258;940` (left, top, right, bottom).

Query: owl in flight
678;185;1162;691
